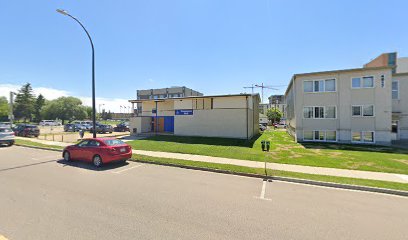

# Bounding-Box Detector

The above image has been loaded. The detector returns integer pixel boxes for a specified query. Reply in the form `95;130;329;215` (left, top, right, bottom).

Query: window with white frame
352;76;374;88
351;105;374;117
303;107;313;118
303;130;337;142
303;106;336;119
325;106;336;118
352;131;375;143
304;79;336;93
314;107;324;118
392;81;399;99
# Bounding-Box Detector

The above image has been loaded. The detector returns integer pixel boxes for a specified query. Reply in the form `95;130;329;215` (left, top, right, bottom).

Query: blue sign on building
175;109;193;115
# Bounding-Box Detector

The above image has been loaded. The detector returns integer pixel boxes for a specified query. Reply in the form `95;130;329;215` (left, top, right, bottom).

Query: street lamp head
56;9;69;16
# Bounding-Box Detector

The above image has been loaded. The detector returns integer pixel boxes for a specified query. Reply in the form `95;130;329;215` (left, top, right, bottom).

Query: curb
130;158;408;198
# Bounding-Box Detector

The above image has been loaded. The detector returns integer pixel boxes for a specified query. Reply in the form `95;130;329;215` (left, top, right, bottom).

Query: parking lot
0;146;408;240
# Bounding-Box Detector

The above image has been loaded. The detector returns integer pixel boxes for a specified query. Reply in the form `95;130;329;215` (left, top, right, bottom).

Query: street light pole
56;9;97;138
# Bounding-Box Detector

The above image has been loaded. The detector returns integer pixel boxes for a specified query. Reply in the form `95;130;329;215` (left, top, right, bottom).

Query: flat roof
129;93;260;103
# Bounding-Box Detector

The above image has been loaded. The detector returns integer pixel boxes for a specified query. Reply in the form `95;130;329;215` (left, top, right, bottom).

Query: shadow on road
0;159;59;173
56;159;130;171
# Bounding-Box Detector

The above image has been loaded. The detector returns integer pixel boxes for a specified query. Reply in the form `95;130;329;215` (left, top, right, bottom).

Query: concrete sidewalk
133;150;408;184
16;137;408;184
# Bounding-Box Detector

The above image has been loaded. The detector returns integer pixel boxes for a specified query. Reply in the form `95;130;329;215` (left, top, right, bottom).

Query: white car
39;120;61;126
0;127;15;146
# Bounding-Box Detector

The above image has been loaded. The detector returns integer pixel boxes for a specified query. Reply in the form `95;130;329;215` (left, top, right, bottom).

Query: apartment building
136;86;203;114
285;52;408;145
137;86;203;100
268;95;286;118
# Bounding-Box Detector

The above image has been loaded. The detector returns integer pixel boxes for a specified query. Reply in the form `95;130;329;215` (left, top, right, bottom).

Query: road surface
0;146;407;240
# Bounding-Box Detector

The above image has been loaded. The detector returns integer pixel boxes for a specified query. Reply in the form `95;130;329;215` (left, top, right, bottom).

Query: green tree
34;94;46;122
84;106;93;120
41;97;88;124
0;96;9;121
266;107;282;123
13;83;36;122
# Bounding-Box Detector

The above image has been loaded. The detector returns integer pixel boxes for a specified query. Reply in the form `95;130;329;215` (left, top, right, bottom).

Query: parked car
14;124;40;137
90;124;113;134
39;120;61;126
62;138;132;167
0;127;15;146
82;123;92;131
259;124;267;131
64;123;87;132
114;122;130;132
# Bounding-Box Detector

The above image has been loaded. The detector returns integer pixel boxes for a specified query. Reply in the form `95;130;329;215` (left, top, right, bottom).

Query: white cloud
0;84;130;113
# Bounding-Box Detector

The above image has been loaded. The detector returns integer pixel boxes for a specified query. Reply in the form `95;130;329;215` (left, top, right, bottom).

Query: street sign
175;109;193;115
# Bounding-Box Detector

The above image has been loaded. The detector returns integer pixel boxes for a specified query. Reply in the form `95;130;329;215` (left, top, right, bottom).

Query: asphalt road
0;146;407;240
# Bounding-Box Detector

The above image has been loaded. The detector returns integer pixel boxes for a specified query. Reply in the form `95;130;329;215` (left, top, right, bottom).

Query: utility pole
255;83;278;104
243;84;255;94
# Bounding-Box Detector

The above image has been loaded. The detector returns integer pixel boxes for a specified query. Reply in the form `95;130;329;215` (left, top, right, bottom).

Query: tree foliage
34;94;46;122
0;96;9;121
266;107;282;123
13;83;36;122
41;97;88;124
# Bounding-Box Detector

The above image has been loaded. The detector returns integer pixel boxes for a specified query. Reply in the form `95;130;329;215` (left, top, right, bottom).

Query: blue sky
1;0;408;109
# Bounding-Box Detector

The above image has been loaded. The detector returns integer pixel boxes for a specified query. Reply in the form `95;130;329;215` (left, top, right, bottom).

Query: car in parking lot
62;138;132;167
114;122;130;132
39;120;61;126
14;124;40;137
259;124;267;131
64;123;87;132
0;127;15;146
90;124;113;134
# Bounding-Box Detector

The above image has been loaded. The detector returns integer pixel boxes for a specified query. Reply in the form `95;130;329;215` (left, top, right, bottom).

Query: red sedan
62;138;132;167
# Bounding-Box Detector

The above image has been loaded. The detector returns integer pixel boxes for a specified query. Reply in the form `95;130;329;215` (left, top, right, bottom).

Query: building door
391;120;399;140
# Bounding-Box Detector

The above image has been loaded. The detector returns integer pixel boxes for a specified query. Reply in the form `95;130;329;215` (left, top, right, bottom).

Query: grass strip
131;154;408;192
15;139;64;150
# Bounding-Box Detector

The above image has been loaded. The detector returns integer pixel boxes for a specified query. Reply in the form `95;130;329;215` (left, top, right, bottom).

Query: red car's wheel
63;151;71;161
92;155;103;167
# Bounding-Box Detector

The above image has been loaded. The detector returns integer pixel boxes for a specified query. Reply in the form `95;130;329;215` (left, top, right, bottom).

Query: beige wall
129;95;259;139
392;74;408;139
291;67;393;144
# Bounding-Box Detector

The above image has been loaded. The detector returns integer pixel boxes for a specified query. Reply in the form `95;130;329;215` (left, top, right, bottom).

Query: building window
392;81;399;99
303;106;336;119
352;76;374;88
304;79;336;93
352;132;361;142
392;120;398;133
325;79;336;92
325;106;336;119
303;107;313;118
326;131;337;141
363;76;374;88
352;131;375;143
363;105;374;116
303;130;337;142
352;105;374;117
304;81;313;92
381;75;385;88
304;131;313;140
314;107;324;118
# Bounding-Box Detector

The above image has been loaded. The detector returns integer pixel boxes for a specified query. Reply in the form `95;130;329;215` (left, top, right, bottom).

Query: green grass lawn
127;130;408;175
132;154;408;192
15;139;64;150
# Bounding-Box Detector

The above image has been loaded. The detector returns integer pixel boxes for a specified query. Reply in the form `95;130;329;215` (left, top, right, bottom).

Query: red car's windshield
103;139;125;146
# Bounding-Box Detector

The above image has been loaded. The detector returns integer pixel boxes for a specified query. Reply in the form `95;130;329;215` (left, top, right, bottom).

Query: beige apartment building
285;52;408;145
128;94;260;139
